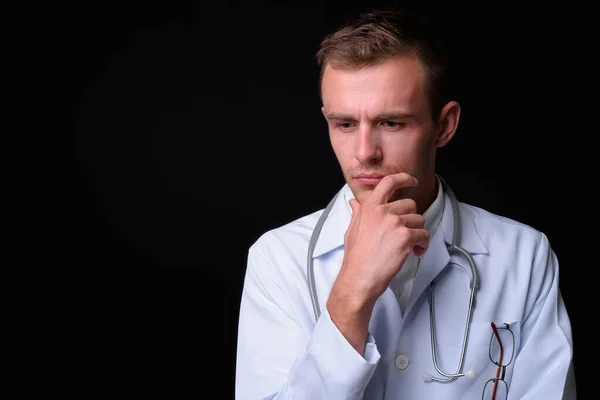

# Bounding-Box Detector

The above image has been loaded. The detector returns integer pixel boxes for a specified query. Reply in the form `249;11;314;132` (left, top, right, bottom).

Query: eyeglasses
482;322;514;400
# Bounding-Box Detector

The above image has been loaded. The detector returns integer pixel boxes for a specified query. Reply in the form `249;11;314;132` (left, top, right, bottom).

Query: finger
410;229;430;256
397;214;425;229
369;172;418;205
384;198;418;216
413;244;428;257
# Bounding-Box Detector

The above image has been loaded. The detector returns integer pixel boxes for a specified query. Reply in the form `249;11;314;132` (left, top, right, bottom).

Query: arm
235;173;427;399
508;233;576;399
234;244;381;400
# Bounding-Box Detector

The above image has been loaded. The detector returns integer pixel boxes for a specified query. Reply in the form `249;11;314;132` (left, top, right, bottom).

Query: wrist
327;279;377;320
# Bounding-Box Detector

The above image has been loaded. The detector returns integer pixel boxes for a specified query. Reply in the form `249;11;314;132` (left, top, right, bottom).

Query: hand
325;172;430;355
340;172;430;303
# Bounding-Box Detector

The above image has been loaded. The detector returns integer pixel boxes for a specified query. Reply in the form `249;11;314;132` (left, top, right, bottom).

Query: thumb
344;198;360;243
348;198;359;217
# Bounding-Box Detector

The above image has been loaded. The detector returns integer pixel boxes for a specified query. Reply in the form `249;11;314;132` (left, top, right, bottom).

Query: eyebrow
325;111;414;121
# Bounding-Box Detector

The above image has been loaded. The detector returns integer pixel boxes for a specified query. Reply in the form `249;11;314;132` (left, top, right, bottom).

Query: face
321;55;459;209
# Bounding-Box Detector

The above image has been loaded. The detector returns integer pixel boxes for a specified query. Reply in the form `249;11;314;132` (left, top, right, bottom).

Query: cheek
381;136;433;173
330;134;352;162
382;140;418;163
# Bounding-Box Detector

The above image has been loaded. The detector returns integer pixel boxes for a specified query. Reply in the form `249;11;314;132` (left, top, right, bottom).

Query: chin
347;184;372;204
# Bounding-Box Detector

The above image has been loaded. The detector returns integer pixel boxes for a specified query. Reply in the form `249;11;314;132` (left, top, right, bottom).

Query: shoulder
243;208;326;293
248;208;324;258
460;201;542;235
459;201;552;259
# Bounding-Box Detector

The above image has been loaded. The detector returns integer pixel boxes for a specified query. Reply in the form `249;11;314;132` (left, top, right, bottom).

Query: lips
354;173;385;185
355;173;385;179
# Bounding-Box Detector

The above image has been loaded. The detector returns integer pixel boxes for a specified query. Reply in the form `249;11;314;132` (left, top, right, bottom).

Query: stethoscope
307;175;480;384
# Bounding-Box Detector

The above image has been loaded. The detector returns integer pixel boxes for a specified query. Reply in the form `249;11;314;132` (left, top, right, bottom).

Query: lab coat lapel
403;220;450;316
403;193;488;316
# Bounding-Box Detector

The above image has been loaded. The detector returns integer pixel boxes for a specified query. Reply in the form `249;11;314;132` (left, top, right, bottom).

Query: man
235;8;576;399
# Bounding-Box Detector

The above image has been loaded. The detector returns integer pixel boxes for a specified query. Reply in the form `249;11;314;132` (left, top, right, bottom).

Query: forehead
321;55;428;116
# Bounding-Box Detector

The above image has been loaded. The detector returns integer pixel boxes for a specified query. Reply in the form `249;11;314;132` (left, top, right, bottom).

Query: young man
235;9;576;399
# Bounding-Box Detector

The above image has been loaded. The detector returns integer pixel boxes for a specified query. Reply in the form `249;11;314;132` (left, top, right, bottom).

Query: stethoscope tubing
306;175;480;384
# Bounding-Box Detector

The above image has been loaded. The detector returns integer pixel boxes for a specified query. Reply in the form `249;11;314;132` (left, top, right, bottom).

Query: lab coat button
395;354;409;370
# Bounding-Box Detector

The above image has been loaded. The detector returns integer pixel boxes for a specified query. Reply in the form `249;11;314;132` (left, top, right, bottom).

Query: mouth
354;173;385;186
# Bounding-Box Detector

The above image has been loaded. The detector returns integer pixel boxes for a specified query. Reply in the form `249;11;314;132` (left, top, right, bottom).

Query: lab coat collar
311;183;353;258
438;190;489;256
311;179;489;259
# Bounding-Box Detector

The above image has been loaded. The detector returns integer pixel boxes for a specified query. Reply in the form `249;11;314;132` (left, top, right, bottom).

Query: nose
355;125;382;164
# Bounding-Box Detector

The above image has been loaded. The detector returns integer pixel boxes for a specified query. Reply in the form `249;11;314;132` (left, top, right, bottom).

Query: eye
336;122;356;132
382;121;405;130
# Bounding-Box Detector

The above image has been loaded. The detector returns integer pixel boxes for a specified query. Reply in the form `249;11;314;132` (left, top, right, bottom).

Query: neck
414;173;438;215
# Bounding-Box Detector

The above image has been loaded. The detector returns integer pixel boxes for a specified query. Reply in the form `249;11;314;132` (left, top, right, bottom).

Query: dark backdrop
10;1;594;399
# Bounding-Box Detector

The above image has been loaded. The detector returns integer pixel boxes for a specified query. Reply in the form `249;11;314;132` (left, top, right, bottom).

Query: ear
434;101;461;148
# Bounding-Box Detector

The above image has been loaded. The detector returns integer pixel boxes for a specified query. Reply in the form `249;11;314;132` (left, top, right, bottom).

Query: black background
10;1;594;398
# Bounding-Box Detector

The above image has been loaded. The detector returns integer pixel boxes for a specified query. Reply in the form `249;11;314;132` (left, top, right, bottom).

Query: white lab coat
235;183;576;399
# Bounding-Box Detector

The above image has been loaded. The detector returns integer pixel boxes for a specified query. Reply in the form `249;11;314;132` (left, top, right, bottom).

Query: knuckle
415;214;425;227
396;226;410;241
406;198;417;213
374;204;387;217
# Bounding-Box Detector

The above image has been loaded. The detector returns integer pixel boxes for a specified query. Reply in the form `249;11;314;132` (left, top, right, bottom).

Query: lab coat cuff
308;306;381;395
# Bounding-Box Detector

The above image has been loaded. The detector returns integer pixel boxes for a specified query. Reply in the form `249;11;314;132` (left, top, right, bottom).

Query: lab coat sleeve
235;244;381;400
508;233;576;400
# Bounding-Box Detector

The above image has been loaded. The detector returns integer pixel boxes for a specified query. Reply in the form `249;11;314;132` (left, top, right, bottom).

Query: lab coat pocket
433;319;522;394
485;320;522;389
